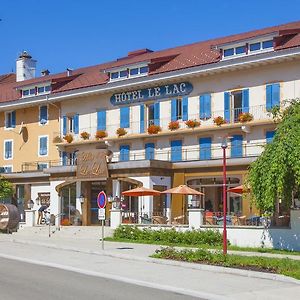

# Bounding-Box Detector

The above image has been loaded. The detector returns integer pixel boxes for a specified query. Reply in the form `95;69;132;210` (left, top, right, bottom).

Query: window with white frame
39;105;48;125
3;166;13;173
22;88;36;97
4;140;13;160
37;162;48;170
39;136;48;156
21;84;51;98
109;65;149;81
37;85;51;94
5;111;16;128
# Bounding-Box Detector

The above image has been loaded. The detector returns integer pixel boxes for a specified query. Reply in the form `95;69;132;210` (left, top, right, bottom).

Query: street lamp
27;200;34;210
221;138;228;255
78;194;85;204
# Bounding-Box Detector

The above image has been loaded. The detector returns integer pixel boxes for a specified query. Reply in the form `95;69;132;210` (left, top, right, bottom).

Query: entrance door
61;183;77;225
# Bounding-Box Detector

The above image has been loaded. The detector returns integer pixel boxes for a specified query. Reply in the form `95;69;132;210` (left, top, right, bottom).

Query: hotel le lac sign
110;82;193;106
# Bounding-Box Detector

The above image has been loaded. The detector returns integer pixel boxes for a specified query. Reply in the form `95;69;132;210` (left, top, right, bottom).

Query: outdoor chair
152;216;168;224
172;215;185;225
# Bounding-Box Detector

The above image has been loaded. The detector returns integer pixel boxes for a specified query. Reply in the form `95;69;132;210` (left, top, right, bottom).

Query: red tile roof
1;20;300;105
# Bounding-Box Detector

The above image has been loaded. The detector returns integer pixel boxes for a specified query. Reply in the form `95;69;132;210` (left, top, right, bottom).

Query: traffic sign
98;208;105;220
97;191;107;209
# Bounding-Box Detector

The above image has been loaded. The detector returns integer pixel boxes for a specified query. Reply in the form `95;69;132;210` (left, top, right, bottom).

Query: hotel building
1;21;300;226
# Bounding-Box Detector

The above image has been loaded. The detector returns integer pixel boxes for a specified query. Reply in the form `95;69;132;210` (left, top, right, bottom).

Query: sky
1;0;300;75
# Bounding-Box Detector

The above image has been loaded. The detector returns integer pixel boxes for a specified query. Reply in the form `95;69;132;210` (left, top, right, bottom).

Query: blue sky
1;0;300;75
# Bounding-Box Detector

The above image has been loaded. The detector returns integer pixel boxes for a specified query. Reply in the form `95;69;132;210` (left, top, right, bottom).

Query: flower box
63;134;74;143
168;120;180;131
80;131;90;140
185;119;201;129
213;116;226;126
147;124;162;134
116;128;127;137
238;112;253;123
95;130;107;139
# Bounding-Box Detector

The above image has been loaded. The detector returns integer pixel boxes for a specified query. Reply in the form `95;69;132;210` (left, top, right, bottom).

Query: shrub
80;131;90;140
53;136;63;143
147;124;162;134
168;120;180;131
63;134;73;143
116;128;127;137
238;112;253;123
185;119;200;129
213;116;226;126
95;130;107;139
113;226;224;246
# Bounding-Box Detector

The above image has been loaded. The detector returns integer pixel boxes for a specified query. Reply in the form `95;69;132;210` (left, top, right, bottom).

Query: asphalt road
0;257;201;300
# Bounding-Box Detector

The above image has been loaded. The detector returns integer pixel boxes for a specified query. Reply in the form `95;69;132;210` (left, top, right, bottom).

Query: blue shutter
154;102;160;126
200;95;205;119
97;110;106;130
231;135;243;158
182;97;188;121
205;94;211;119
171;99;177;121
224;92;230;122
145;143;155;160
140;105;145;133
11;111;16;128
40;106;48;124
171;140;182;162
266;131;275;143
242;89;249;113
272;83;280;107
62;151;68;166
120;145;130;161
73;114;79;134
63;116;67;135
199;137;212;160
120;107;130;128
39;137;47;156
266;84;272;110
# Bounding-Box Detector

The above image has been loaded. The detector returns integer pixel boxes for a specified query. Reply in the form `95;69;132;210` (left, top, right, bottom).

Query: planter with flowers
63;134;74;143
116;127;127;137
95;130;107;140
147;124;162;135
53;135;63;143
80;131;90;140
168;120;180;131
213;116;226;126
238;112;253;123
185;119;201;129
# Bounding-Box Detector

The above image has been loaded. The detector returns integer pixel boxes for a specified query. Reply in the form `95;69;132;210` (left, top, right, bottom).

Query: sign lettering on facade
76;149;108;179
37;192;50;205
110;81;193;106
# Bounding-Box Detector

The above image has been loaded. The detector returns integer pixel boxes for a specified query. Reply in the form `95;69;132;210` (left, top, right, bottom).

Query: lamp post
221;138;228;255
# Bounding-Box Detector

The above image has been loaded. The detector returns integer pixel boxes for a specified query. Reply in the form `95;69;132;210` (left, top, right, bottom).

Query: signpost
97;191;107;250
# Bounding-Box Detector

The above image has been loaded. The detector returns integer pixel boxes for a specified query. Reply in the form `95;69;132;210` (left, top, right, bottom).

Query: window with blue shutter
145;143;155;160
171;140;182;162
5;111;16;128
120;145;130;161
39;106;48;125
182;97;188;121
224;92;231;122
4;141;12;159
120;107;130;128
199;137;212;160
63;116;67;135
39;136;48;156
200;94;211;119
154;102;160;126
231;135;243;158
73;114;79;134
140;105;145;133
242;89;249;113
97;110;106;130
171;99;177;121
266;130;275;143
266;83;280;110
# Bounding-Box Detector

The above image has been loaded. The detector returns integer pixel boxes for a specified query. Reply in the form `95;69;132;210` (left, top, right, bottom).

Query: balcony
54;104;272;143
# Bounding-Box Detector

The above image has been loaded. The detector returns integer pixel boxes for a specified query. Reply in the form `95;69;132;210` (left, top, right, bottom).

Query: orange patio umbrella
122;186;161;196
227;185;250;194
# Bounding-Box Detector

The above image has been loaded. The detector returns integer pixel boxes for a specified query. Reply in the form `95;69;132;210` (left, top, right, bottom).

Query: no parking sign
97;191;107;209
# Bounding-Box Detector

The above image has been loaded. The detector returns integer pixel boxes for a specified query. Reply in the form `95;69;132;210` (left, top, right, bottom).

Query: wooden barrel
0;204;20;230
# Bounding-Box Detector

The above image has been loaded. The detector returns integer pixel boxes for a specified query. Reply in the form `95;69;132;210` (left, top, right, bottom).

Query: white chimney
16;51;37;82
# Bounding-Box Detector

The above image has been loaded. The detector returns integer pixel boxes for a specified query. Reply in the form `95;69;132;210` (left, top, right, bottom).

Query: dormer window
22;88;36;97
21;84;51;98
249;40;273;52
37;85;51;94
109;65;149;81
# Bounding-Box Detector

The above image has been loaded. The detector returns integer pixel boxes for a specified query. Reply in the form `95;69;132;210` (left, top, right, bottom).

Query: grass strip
151;247;300;280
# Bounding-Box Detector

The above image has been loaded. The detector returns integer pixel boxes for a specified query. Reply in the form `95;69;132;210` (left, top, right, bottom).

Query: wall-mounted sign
97;191;107;209
110;81;193;106
76;149;108;179
37;192;50;205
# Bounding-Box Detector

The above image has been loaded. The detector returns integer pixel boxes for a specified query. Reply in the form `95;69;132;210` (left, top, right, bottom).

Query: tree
0;176;13;199
247;99;300;213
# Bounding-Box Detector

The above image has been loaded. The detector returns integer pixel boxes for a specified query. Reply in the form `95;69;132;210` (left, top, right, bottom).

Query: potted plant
168;120;180;131
213;116;226;126
95;130;107;140
80;131;90;140
147;124;162;134
116;127;127;137
63;133;74;143
53;135;63;143
238;112;253;123
185;119;200;129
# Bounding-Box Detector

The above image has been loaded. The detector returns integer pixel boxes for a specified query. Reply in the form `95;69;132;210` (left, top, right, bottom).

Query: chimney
16;51;37;82
41;69;50;76
66;68;73;77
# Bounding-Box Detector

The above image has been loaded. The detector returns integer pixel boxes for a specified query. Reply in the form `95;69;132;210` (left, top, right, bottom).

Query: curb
7;238;300;285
